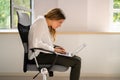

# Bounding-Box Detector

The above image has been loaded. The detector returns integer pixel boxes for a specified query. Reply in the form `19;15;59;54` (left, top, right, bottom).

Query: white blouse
28;16;54;60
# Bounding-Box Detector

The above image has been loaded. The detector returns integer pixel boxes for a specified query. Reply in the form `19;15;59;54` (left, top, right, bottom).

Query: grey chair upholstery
17;11;69;79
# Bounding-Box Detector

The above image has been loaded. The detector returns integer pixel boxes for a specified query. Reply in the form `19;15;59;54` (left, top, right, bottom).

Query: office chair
17;11;69;80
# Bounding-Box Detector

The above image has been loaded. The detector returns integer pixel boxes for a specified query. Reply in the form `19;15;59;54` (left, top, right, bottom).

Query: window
113;0;120;25
0;0;32;29
111;0;120;31
0;0;10;29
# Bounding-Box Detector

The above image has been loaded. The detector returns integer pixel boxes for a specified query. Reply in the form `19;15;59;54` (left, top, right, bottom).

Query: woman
28;8;81;80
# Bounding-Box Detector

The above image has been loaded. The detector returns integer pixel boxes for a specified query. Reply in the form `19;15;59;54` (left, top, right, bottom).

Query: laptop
57;43;86;57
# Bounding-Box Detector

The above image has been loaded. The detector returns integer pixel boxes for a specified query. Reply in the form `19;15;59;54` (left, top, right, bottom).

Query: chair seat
27;64;69;72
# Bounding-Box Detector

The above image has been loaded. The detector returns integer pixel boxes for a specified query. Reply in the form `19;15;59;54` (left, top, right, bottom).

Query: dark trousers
30;52;81;80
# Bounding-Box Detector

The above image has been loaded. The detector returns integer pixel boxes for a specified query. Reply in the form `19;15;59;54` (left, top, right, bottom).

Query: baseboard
0;72;120;78
81;73;120;78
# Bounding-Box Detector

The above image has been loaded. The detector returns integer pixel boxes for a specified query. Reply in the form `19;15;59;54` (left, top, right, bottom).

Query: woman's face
51;19;64;29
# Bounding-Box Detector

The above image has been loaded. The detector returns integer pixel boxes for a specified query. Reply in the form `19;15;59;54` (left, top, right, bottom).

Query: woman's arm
29;17;54;52
53;44;66;54
36;40;54;51
53;44;61;48
36;42;66;54
54;47;66;54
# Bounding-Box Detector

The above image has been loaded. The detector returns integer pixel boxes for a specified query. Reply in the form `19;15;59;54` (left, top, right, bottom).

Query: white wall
0;34;23;73
34;0;111;32
87;0;110;32
0;33;120;77
58;0;88;32
34;0;58;19
56;33;120;76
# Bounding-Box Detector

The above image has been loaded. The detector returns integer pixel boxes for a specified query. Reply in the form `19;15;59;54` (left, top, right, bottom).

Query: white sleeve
29;17;54;52
36;40;54;51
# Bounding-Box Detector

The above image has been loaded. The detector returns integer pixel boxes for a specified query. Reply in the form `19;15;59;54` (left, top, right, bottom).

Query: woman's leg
56;55;81;80
30;53;81;80
70;56;81;80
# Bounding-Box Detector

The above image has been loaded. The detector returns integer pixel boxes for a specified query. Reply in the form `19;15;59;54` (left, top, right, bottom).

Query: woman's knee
73;55;81;64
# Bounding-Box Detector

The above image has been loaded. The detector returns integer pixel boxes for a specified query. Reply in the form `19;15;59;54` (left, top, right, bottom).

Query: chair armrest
30;48;56;54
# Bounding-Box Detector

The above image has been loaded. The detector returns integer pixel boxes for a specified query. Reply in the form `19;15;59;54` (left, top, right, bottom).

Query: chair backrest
17;11;30;72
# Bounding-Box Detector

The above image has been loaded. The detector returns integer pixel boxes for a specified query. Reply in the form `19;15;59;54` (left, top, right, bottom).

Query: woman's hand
54;47;66;54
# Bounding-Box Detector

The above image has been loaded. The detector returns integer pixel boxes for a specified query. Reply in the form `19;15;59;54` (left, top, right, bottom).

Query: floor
0;76;120;80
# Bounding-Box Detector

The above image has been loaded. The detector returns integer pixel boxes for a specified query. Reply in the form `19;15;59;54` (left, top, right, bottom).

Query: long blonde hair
44;8;66;41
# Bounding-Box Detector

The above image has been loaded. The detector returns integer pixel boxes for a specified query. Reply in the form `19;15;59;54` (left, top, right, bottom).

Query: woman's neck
45;18;52;27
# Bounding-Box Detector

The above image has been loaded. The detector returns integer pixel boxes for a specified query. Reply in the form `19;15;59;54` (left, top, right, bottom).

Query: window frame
113;6;120;26
8;0;32;29
11;0;32;28
110;0;120;32
112;0;120;26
